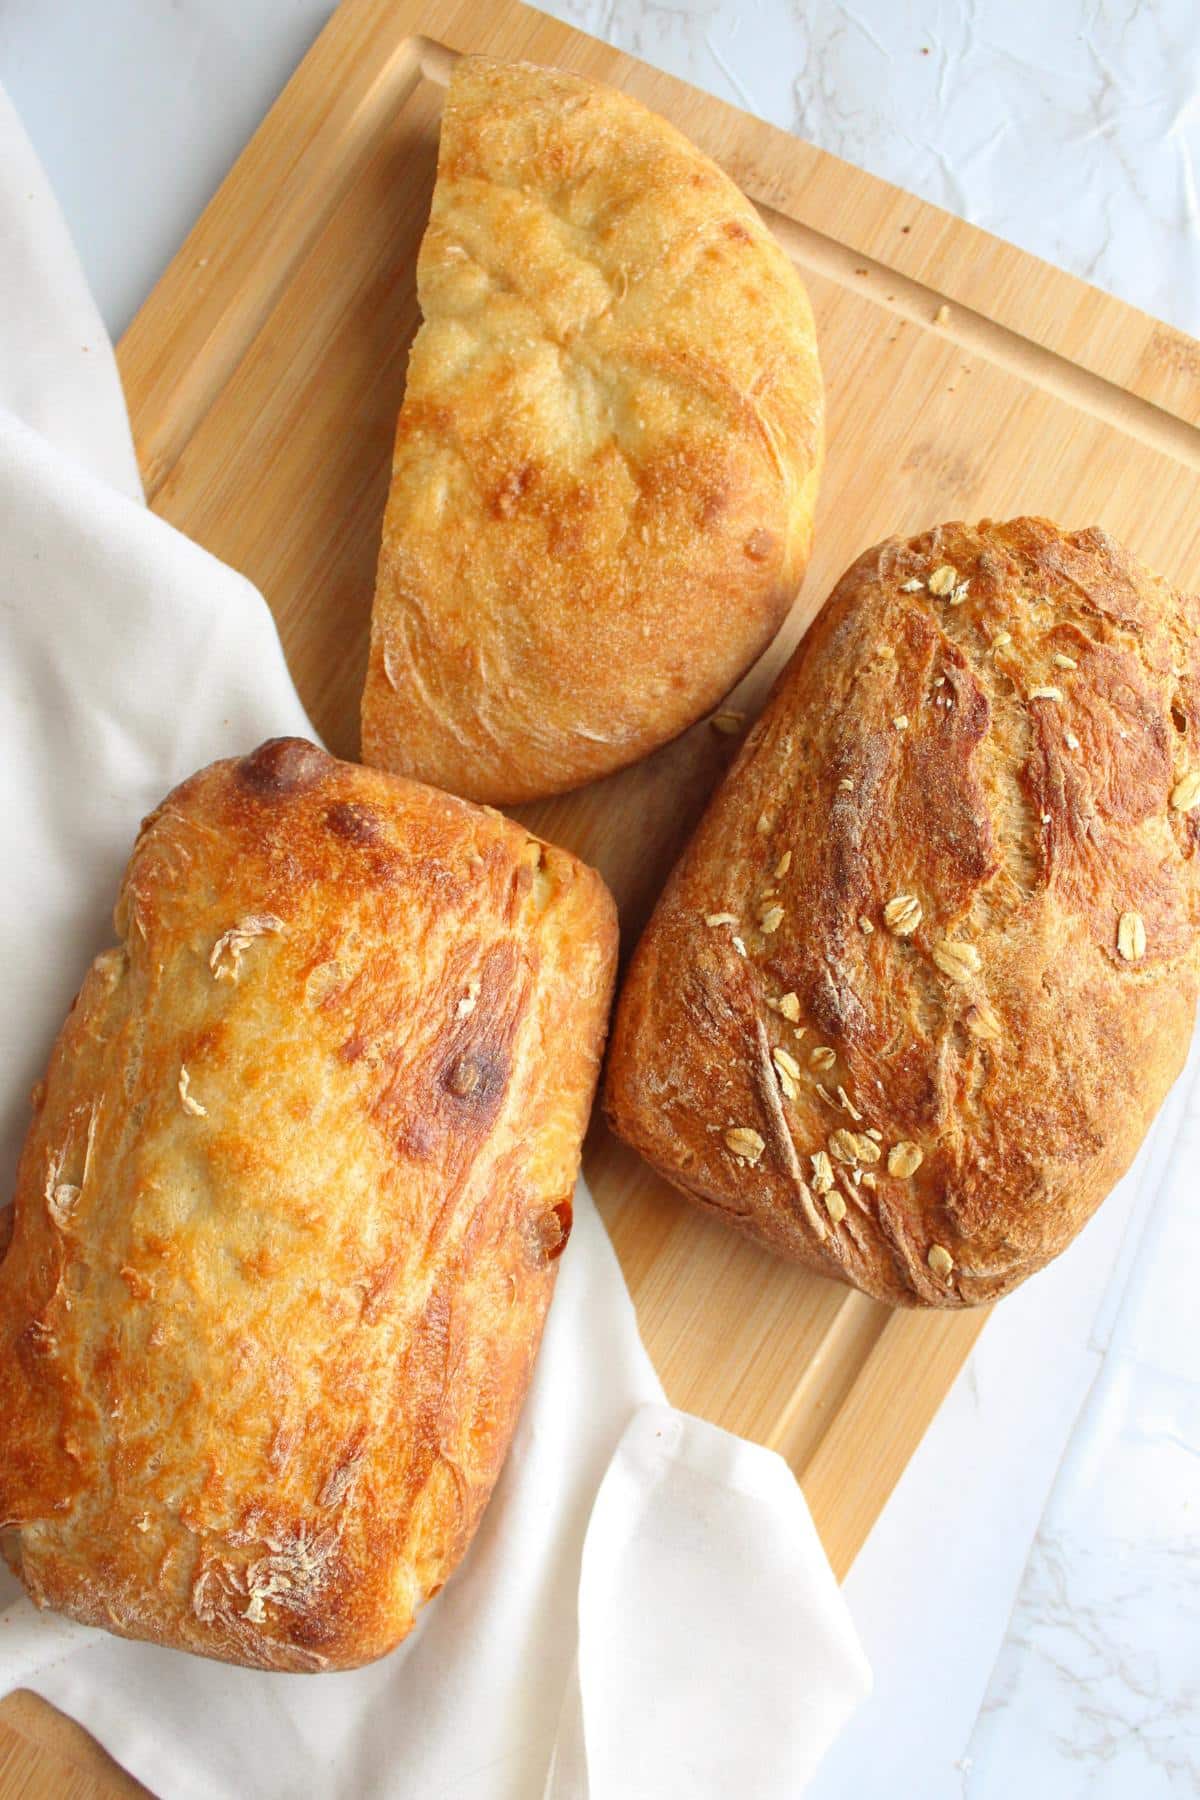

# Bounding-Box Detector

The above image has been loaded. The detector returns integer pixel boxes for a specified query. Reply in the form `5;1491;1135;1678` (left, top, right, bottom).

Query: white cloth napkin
0;84;870;1799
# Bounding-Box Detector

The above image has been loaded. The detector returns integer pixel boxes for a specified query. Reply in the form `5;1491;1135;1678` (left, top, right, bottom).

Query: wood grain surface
4;0;1198;1791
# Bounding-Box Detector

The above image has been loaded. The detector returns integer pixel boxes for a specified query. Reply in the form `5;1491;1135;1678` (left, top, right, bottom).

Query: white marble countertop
2;1;1198;1794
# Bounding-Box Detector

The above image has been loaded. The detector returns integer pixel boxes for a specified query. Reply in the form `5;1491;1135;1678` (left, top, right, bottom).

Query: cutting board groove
761;207;1200;469
5;0;1198;1791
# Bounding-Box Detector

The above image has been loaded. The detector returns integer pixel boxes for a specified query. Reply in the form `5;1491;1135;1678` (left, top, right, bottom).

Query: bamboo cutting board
4;0;1199;1790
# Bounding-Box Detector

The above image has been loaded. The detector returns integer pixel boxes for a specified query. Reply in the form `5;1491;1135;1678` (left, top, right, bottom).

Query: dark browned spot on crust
547;1197;573;1260
442;1048;507;1112
0;1202;14;1264
445;1055;479;1097
744;527;775;561
326;801;383;844
237;738;330;797
369;942;526;1165
524;1196;574;1267
724;218;751;240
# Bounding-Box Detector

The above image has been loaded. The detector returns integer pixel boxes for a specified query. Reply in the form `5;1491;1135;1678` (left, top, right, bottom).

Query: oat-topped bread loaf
605;519;1200;1307
361;55;823;804
0;740;617;1669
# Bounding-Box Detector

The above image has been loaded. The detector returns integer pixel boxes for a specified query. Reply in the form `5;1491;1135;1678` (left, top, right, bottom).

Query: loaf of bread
605;519;1200;1307
0;739;617;1668
361;55;823;804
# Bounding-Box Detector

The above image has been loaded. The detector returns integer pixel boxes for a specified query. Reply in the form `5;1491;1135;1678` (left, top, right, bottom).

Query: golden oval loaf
605;519;1200;1307
0;740;617;1669
361;55;823;804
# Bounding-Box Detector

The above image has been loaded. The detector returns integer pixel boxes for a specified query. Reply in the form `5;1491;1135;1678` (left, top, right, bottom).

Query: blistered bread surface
0;739;617;1668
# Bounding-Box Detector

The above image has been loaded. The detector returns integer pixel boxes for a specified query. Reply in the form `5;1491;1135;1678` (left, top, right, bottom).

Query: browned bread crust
361;55;823;804
0;739;617;1668
605;519;1200;1307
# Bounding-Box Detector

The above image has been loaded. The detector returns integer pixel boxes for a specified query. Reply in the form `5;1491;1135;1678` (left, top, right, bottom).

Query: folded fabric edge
552;1403;870;1800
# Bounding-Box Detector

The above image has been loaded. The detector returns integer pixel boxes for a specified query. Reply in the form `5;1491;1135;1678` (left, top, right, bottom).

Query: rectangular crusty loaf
0;738;617;1669
605;518;1200;1307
